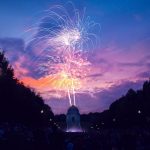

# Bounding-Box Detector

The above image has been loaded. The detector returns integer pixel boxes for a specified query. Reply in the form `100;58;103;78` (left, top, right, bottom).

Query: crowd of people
64;128;150;150
0;122;150;150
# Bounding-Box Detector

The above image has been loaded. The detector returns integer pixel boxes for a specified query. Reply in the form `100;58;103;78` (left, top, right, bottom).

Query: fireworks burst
27;2;100;106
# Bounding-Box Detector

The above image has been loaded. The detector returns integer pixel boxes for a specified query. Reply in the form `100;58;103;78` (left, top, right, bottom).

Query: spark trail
27;3;100;106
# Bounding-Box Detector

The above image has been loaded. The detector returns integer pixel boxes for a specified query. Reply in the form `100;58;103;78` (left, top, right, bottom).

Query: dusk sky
0;0;150;114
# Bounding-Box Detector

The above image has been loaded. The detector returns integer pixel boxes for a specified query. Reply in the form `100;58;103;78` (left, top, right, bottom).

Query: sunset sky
0;0;150;114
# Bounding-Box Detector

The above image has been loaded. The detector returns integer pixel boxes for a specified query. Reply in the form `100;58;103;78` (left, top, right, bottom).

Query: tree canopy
90;79;150;129
0;51;54;127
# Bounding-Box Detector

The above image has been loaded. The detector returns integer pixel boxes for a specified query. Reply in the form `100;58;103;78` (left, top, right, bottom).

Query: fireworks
27;2;100;106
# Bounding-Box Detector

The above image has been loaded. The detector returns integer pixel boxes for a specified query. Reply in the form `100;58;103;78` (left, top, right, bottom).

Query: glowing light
113;118;116;122
27;2;99;106
101;122;104;125
40;110;44;114
138;110;141;114
66;128;83;132
55;28;81;46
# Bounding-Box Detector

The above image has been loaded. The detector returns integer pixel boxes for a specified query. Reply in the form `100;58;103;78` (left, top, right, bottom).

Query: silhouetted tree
90;79;150;128
0;51;54;127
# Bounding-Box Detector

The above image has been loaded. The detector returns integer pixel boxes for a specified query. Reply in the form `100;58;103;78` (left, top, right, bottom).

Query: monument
66;105;82;132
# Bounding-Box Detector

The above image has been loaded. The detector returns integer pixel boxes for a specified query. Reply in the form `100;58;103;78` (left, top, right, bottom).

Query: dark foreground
0;123;150;150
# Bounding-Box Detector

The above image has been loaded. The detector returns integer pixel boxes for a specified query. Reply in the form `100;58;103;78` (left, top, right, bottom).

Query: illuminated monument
66;105;82;132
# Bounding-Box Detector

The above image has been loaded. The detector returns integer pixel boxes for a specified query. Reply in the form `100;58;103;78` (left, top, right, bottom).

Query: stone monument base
66;105;82;132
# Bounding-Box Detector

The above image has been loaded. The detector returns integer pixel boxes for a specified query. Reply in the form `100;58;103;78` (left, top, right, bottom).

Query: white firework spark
26;2;100;106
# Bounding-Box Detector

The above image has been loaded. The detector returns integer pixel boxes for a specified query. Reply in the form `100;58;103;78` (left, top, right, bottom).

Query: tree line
0;51;54;127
